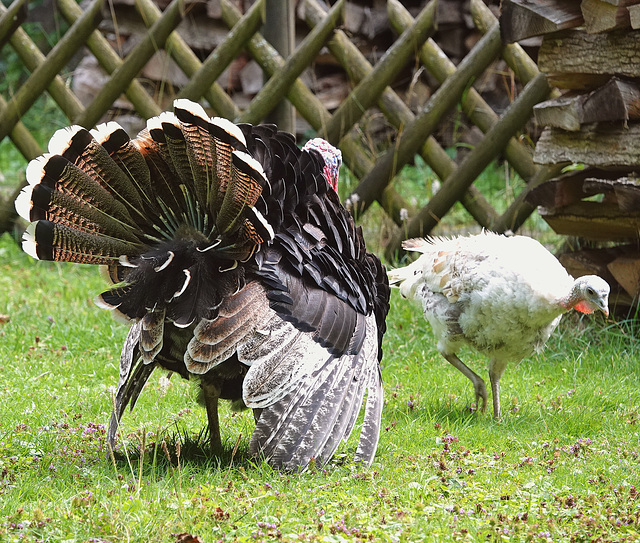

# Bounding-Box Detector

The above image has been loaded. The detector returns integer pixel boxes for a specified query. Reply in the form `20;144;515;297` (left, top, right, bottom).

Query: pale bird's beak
599;300;609;318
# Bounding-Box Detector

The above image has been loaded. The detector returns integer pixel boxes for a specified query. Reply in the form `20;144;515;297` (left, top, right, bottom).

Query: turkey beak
597;298;609;317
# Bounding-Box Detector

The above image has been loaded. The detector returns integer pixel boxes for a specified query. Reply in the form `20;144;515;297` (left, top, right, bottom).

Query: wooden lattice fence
0;0;556;260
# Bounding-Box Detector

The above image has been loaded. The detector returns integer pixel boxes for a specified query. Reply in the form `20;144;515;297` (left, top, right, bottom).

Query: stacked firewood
500;0;640;313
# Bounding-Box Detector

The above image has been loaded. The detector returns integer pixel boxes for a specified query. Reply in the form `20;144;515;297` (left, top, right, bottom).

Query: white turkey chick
388;231;610;418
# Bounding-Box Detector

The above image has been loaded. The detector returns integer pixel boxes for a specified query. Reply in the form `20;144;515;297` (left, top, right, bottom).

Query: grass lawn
1;230;639;542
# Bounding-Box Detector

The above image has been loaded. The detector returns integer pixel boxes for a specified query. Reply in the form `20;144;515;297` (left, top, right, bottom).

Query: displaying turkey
15;98;390;471
388;231;609;418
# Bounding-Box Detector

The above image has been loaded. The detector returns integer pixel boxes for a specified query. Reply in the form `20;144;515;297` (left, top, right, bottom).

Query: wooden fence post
177;0;265;118
239;0;344;125
0;0;103;142
263;0;295;132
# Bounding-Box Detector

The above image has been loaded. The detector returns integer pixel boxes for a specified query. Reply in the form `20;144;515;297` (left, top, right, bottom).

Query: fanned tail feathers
18;99;389;471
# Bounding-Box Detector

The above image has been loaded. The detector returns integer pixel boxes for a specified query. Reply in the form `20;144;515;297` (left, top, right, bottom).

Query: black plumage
15;99;389;471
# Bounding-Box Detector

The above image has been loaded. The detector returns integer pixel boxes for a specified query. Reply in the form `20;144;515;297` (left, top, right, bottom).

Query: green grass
1;233;639;542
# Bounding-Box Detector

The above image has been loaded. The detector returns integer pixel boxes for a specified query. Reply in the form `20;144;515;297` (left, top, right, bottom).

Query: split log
630;3;640;27
525;168;629;208
534;77;640;130
499;0;583;43
534;124;640;167
538;201;640;241
538;29;640;89
581;0;639;34
607;255;640;299
533;93;588;131
559;246;622;283
583;177;640;212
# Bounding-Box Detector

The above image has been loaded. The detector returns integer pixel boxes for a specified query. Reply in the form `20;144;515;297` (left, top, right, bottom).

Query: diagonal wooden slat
0;1;85;123
385;73;551;260
305;0;497;229
220;1;326;128
238;0;345;125
389;0;539;185
350;25;504;219
75;0;185;128
471;0;566;233
0;0;103;143
0;0;27;49
175;0;264;117
57;0;162;122
0;94;42;161
0;0;556;246
323;0;437;146
221;0;381;207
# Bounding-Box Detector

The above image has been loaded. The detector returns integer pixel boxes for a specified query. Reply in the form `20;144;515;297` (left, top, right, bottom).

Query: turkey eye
586;287;595;296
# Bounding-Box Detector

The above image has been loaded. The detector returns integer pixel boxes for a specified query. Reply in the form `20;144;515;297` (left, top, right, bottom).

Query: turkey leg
201;379;223;456
443;353;487;412
488;359;508;419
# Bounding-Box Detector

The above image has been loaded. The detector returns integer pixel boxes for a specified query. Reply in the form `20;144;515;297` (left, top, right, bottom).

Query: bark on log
534;124;640;167
499;0;583;43
538;201;640;240
538;29;640;89
533;94;587;131
581;0;634;33
534;78;640;130
525;168;624;209
583;177;640;211
630;3;640;27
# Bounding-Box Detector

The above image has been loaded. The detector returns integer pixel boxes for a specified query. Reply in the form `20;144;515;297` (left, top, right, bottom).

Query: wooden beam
499;0;583;43
263;0;295;133
239;0;344;125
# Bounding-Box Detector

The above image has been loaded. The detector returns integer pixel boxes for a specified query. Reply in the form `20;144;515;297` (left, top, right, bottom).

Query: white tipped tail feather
15;99;390;471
